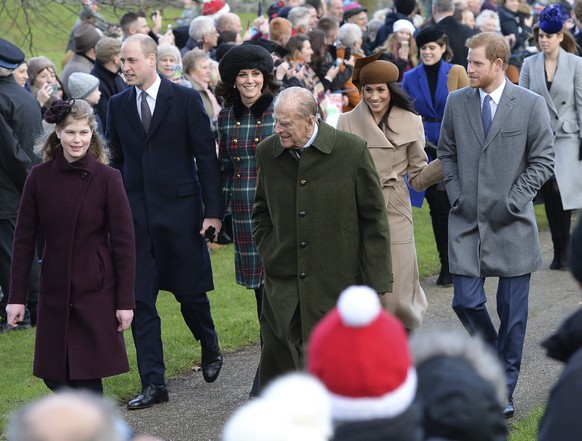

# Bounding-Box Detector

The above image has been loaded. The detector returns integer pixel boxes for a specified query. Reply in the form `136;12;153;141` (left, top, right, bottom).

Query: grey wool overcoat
252;120;393;379
438;80;555;277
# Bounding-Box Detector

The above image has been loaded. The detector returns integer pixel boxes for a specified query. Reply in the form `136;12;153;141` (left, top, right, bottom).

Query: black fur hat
218;44;274;86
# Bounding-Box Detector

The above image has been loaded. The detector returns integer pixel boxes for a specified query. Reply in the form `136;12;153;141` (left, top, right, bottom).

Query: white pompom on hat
308;285;417;422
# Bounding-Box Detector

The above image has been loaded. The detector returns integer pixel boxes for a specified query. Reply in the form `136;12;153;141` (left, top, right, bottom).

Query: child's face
85;88;101;106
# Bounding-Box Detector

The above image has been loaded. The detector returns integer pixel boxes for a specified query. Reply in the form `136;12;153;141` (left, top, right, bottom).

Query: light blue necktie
482;94;492;137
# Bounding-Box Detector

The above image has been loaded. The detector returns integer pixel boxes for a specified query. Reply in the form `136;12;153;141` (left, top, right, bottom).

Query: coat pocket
176;182;201;198
562;120;580;134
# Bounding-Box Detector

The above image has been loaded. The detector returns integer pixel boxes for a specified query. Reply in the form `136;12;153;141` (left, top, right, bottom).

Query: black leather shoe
503;399;515;419
201;347;223;383
436;267;453;286
127;384;169;410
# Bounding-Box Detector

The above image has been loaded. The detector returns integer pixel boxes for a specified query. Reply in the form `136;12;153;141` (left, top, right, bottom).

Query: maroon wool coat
9;148;136;382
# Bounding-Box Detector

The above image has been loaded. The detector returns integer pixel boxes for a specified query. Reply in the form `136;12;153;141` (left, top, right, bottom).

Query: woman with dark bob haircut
337;52;444;332
214;44;281;396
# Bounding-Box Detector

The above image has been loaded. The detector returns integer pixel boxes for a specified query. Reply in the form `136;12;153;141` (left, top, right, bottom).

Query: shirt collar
135;75;161;101
479;78;506;105
304;122;319;148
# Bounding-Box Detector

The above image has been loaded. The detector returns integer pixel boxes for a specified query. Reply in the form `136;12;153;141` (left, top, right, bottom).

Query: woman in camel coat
337;53;443;329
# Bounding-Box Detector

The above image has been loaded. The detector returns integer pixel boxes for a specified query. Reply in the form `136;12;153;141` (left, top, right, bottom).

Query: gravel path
121;227;581;441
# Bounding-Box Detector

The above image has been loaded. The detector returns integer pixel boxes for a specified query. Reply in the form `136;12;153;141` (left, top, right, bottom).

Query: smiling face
120;38;158;90
296;40;314;63
34;67;56;89
235;69;264;107
158;55;177;77
420;41;447;66
56;118;93;163
273;96;316;149
466;45;502;93
13;63;29;87
538;29;563;55
396;29;411;42
363;83;390;121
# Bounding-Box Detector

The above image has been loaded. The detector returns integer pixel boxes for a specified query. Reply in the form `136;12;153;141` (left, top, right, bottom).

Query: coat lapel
533;54;558;116
550;48;569;109
417;66;436;116
125;87;145;136
482;80;516;150
464;87;483;145
146;76;172;138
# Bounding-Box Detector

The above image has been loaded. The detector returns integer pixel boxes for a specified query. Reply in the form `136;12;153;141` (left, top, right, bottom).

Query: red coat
9;148;136;382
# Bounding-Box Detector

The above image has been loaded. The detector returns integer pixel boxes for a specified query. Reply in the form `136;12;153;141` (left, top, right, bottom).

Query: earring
233;84;237;89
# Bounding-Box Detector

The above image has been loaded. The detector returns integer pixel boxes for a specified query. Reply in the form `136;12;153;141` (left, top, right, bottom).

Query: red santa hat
202;0;230;17
307;285;417;421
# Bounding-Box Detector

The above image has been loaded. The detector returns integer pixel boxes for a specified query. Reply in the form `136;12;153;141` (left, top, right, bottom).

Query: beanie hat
343;2;367;21
72;23;101;53
394;0;417;16
415;25;445;49
95;37;121;64
218;44;274;85
392;19;416;35
202;0;230;18
27;56;57;87
157;44;181;63
539;4;564;34
68;72;99;100
352;51;399;88
0;38;25;69
222;373;332;441
308;286;417;422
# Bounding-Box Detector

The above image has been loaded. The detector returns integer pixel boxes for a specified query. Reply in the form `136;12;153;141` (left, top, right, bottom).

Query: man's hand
200;218;222;243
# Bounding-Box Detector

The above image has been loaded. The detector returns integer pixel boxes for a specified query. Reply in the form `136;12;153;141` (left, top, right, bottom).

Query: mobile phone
334;58;342;68
167;23;172;32
343;47;351;60
246;19;251;30
296;61;304;72
401;40;409;48
49;83;59;97
258;0;264;16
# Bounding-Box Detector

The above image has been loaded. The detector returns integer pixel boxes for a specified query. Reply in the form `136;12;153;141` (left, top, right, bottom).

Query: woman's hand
398;45;410;60
36;83;52;107
275;61;290;81
343;56;355;68
6;304;25;328
326;63;340;81
116;309;134;332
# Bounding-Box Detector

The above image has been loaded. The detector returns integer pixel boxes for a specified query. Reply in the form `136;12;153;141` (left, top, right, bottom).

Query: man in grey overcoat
252;87;393;389
438;32;555;418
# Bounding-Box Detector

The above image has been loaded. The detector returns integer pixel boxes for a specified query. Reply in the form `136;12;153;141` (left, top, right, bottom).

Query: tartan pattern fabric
218;98;275;289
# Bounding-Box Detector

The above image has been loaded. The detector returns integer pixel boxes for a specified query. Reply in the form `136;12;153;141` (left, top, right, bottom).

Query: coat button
555;116;558;120
235;156;241;162
256;121;261;125
300;179;307;186
562;101;566;105
299;211;306;217
236;173;241;178
80;171;88;179
233;139;238;144
254;137;260;142
300;241;307;248
299;272;307;279
236;121;241;126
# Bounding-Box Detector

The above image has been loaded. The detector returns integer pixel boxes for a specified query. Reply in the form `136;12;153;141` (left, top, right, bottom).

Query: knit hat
308;286;417;422
68;72;99;100
344;2;367;21
72;23;101;53
0;38;25;69
222;373;333;441
202;0;230;18
218;44;273;85
352;51;399;88
394;0;417;16
539;4;564;34
27;56;57;87
415;25;445;49
157;44;181;63
393;19;416;35
95;37;121;64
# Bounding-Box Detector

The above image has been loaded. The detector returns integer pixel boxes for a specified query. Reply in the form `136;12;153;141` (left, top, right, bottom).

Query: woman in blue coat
402;26;468;286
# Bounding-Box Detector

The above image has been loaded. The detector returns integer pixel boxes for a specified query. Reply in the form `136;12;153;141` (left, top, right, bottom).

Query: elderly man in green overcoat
252;87;393;388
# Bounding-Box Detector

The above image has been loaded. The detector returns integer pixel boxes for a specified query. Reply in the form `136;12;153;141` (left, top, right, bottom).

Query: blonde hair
36;99;109;164
380;32;419;67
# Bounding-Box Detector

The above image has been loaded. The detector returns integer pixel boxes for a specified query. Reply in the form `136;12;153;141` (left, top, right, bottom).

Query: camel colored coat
337;102;443;328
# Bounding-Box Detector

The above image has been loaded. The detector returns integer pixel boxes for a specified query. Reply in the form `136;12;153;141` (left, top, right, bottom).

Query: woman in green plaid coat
216;45;281;393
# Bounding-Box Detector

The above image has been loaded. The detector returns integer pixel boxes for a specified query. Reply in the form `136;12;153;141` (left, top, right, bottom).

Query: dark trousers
541;179;572;257
0;218;40;324
131;252;218;386
452;273;530;398
425;185;450;269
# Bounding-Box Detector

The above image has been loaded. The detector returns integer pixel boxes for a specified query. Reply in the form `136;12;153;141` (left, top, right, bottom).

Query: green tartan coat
252;120;393;385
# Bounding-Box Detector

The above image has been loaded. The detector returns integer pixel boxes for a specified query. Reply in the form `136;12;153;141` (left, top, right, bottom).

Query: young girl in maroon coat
6;99;136;395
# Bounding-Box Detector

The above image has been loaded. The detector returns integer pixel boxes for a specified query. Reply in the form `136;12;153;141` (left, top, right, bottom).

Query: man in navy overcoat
106;34;224;409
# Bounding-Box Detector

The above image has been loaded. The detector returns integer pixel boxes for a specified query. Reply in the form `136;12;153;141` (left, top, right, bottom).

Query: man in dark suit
431;0;476;68
106;34;224;410
438;32;554;419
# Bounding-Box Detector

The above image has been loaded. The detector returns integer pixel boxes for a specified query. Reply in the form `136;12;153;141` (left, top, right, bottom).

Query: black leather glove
425;141;438;160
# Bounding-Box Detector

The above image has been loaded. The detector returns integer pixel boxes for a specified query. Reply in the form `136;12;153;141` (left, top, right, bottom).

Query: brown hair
36;99;109;164
531;24;578;54
465;31;510;70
